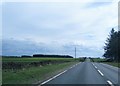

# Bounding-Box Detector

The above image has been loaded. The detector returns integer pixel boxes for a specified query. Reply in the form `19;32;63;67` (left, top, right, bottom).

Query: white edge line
40;62;80;85
97;70;104;76
70;63;78;69
41;70;67;85
107;80;114;86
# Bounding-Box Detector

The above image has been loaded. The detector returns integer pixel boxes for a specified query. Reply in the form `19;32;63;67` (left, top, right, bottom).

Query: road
40;59;119;86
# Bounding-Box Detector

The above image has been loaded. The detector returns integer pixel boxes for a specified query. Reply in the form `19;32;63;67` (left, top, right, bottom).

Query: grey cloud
2;2;117;57
62;43;103;57
2;39;103;57
2;39;46;56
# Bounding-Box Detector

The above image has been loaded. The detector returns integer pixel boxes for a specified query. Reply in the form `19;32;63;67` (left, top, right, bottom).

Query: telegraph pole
75;47;76;58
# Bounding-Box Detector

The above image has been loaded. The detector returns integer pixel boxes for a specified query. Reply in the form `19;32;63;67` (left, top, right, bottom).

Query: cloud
2;0;96;3
2;0;119;2
2;1;118;57
2;39;45;56
86;2;112;8
2;38;103;57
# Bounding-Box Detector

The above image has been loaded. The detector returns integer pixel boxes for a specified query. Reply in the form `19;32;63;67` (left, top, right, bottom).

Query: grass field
2;57;80;84
2;57;80;69
2;57;77;62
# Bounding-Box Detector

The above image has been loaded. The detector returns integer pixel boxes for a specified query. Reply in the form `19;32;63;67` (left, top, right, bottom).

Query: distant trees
33;54;73;58
103;28;120;62
21;55;32;58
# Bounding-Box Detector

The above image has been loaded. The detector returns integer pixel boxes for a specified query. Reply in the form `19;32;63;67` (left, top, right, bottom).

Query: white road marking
72;62;80;68
92;63;95;66
95;66;97;69
107;80;114;86
40;70;67;85
92;63;97;69
40;62;80;85
97;70;104;76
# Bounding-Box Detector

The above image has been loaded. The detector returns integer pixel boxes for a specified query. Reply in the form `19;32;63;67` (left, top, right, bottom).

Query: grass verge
2;62;78;84
90;58;120;68
90;58;106;62
102;62;120;68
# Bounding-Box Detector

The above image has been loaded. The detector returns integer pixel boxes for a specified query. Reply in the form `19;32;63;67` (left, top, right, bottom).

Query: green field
2;57;80;84
2;57;77;62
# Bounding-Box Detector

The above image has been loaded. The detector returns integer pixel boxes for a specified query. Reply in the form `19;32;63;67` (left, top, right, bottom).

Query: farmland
2;57;79;69
2;57;81;84
2;57;76;62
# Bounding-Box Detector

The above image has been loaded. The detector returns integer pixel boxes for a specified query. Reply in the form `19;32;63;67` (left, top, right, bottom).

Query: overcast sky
1;0;118;57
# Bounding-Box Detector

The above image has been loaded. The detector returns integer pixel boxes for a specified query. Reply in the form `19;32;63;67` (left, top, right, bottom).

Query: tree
103;28;119;62
118;31;120;62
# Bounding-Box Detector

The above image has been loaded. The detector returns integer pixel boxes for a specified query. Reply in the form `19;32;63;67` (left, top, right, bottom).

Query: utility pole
75;47;76;58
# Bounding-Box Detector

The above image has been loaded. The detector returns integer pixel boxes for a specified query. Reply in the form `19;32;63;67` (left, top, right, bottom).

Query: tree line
103;28;120;62
21;54;73;58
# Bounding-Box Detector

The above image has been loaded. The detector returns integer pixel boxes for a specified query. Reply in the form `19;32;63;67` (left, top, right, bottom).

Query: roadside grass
91;58;106;62
2;62;78;84
91;58;120;68
102;62;120;68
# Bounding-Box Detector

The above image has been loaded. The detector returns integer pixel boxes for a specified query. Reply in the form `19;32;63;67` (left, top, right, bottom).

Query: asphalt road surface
40;59;119;86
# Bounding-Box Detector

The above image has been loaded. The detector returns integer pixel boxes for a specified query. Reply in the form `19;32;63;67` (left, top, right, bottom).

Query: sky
1;0;119;57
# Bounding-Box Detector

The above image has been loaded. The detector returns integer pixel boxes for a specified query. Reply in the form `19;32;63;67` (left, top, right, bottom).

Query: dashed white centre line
97;70;104;76
94;64;114;86
107;80;114;86
95;66;97;69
